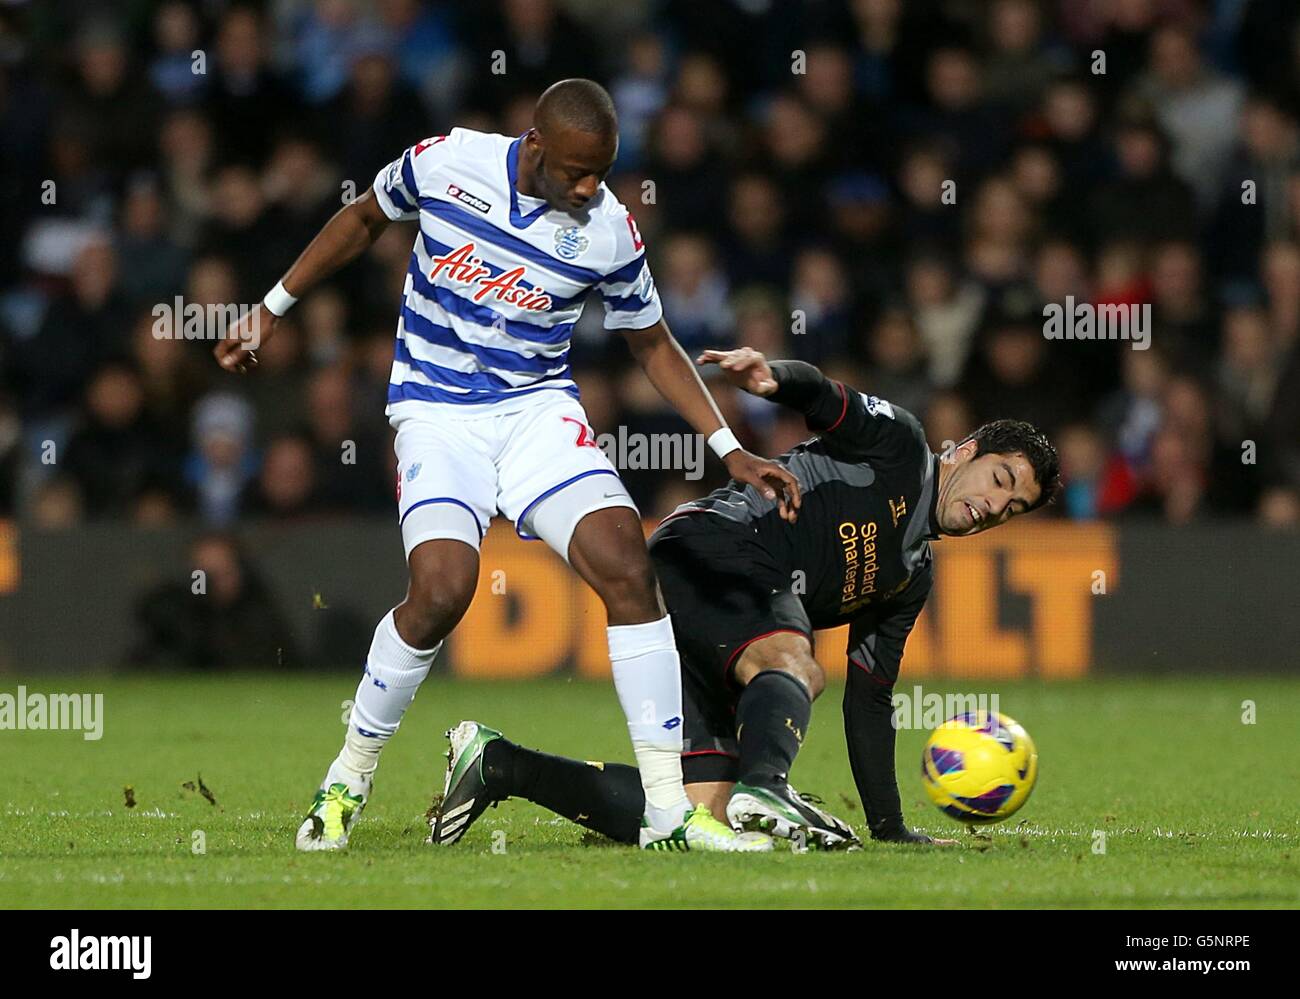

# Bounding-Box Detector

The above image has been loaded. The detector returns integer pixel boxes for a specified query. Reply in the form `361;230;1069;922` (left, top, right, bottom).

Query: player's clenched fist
213;303;276;374
695;347;779;396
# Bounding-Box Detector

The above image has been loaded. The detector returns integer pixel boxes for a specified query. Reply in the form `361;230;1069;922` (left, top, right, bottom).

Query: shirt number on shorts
562;416;598;448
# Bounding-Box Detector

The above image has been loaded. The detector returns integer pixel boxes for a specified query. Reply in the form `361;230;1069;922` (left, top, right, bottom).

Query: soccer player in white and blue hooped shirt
215;79;799;852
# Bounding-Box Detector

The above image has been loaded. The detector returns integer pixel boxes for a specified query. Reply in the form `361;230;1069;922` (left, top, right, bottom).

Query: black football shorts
648;512;812;785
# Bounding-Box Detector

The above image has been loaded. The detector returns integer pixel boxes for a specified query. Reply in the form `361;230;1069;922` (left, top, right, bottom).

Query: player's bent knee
399;540;479;647
800;657;827;699
735;635;826;699
757;659;824;700
398;589;471;649
569;512;662;621
592;556;659;614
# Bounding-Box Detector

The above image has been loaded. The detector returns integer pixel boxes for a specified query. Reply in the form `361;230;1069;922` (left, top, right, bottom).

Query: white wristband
707;427;741;460
262;280;298;317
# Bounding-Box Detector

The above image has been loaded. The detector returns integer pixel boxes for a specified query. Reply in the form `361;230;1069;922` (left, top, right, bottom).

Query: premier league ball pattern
921;711;1038;824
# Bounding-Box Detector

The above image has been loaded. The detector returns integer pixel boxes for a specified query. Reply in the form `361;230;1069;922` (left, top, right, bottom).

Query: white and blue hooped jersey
372;128;662;418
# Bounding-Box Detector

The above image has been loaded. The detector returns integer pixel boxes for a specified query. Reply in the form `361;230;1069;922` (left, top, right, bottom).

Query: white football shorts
392;389;638;561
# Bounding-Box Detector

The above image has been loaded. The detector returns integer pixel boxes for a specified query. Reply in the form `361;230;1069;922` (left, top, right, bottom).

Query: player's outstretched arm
622;324;801;521
843;579;958;846
214;188;393;374
699;346;855;433
699;347;921;462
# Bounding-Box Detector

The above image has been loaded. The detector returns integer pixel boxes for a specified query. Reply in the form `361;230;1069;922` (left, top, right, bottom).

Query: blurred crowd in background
3;0;1300;535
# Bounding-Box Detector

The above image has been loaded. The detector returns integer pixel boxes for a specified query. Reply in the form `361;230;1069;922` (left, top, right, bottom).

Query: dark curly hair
960;419;1061;511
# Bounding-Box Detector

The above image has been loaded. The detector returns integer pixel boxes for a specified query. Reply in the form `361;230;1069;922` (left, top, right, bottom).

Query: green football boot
430;720;504;845
295;781;367;851
727;781;861;851
639;802;774;852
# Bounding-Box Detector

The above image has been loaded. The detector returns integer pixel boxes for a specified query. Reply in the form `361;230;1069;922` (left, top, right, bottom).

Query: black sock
735;670;812;788
481;739;645;844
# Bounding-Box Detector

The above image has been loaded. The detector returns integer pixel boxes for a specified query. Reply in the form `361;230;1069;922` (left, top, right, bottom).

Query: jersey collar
506;134;550;230
924;453;942;540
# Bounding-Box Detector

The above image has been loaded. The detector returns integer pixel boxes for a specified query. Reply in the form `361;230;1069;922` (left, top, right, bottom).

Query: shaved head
518;79;620;213
535;78;618;139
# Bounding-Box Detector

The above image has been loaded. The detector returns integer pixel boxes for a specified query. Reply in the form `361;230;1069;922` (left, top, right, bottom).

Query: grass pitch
1;674;1297;908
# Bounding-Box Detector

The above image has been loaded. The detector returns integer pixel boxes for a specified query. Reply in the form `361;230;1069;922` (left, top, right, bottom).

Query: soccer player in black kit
430;347;1061;851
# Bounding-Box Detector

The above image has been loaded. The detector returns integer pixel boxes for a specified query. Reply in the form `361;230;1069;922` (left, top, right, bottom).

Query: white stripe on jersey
390;357;578;397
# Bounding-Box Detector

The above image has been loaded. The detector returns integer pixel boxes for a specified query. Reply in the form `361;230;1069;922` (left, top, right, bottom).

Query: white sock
607;617;691;830
329;609;440;794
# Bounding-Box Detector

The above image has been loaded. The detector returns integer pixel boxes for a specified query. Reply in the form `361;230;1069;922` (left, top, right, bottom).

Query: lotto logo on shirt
428;242;553;311
446;183;492;213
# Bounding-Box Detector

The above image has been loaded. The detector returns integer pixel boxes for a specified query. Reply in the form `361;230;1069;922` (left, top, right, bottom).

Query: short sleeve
597;211;663;331
372;135;449;221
